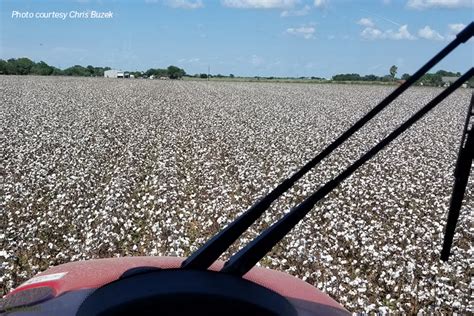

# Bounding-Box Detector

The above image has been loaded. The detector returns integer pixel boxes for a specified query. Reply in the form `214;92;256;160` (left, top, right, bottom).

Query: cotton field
1;76;472;313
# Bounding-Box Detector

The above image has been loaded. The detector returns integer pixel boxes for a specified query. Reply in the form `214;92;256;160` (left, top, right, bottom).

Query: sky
0;0;472;78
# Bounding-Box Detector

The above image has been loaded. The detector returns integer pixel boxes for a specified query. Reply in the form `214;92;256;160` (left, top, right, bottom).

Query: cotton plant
0;76;472;313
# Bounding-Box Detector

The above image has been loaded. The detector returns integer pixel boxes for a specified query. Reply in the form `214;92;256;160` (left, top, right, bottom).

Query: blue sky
0;0;472;78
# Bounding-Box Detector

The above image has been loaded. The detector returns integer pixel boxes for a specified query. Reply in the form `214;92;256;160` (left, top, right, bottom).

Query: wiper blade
441;93;474;261
222;69;474;276
182;22;474;271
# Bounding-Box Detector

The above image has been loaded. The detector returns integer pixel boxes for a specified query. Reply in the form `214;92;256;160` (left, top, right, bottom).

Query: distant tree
389;65;398;80
401;73;410;80
63;65;88;76
51;67;63;76
145;68;156;77
17;58;36;75
332;73;362;81
418;73;443;86
435;70;460;77
5;58;35;75
31;61;54;76
0;59;7;74
92;67;108;77
363;74;379;81
167;65;185;79
5;59;18;74
229;74;235;78
0;58;185;78
129;71;142;78
199;73;208;79
146;68;168;78
86;65;93;75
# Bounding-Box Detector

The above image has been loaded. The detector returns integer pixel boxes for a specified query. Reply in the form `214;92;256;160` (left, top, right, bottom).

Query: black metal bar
441;93;474;261
222;70;474;276
181;22;474;270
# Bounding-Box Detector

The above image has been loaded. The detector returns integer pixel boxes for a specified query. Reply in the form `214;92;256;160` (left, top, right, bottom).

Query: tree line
1;58;468;86
0;58;112;77
144;66;186;79
331;65;465;87
0;58;186;79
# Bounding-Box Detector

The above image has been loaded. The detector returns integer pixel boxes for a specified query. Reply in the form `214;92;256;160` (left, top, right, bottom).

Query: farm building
104;70;130;78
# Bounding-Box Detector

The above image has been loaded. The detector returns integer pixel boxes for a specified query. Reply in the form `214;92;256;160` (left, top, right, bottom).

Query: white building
104;70;130;78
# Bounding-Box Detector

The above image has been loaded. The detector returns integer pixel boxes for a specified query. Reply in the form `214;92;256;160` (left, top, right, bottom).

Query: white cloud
251;55;264;66
448;23;466;34
286;26;316;39
361;25;416;40
418;25;444;40
445;23;467;40
386;25;417;39
165;0;203;9
178;57;201;63
281;5;311;16
222;0;298;9
406;0;473;9
357;18;375;28
361;27;384;40
314;0;328;8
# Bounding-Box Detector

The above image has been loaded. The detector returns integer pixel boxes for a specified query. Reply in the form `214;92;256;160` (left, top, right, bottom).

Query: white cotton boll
2;77;472;314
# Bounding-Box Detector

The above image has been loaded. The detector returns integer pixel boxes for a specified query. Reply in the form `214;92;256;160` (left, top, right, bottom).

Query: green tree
363;74;379;81
0;59;7;74
31;61;54;76
435;70;460;77
51;67;63;76
418;73;443;86
401;73;410;80
5;58;35;75
167;65;185;79
63;65;88;76
16;58;35;75
6;59;18;74
389;65;398;80
129;71;142;78
145;68;168;77
86;65;95;76
332;73;362;81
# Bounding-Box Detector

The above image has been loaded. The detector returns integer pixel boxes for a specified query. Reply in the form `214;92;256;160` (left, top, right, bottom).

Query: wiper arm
182;22;474;271
222;69;474;276
441;93;474;261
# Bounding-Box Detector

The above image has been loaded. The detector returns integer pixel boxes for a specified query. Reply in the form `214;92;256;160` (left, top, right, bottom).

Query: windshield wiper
441;93;474;261
182;22;474;271
222;70;473;275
